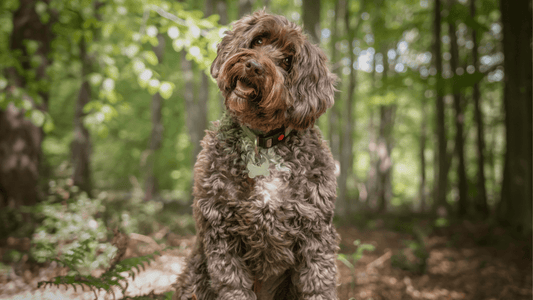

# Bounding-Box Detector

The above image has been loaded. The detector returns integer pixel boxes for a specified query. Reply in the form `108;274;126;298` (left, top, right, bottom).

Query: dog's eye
281;56;292;70
251;37;263;47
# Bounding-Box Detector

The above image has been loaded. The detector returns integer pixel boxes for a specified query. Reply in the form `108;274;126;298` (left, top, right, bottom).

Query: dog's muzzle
245;59;265;76
231;58;266;101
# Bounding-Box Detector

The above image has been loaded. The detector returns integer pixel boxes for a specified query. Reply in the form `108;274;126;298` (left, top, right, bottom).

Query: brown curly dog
173;10;339;300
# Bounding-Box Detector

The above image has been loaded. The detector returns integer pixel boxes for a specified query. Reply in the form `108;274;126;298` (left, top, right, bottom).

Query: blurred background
0;0;531;299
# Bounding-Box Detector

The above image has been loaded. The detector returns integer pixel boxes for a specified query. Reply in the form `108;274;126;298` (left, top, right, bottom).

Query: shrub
31;180;116;276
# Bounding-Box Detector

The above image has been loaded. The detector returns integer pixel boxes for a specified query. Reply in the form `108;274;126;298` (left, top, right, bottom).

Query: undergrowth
337;239;376;291
28;179;174;299
38;230;170;299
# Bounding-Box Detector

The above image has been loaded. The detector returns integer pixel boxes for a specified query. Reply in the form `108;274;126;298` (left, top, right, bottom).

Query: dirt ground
1;220;531;300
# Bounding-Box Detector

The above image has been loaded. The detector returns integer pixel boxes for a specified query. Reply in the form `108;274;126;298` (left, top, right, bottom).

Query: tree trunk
366;51;378;210
216;0;228;25
337;0;355;217
470;0;488;218
182;54;202;170
72;36;93;196
448;0;468;218
366;109;378;209
498;0;532;233
302;0;321;43
238;0;253;18
0;0;53;208
144;34;165;201
328;0;341;161
432;0;450;215
376;49;396;213
215;0;228;114
376;106;395;213
419;98;427;213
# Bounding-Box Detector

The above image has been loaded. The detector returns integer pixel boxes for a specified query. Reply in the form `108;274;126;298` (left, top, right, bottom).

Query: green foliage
337;239;376;288
31;180;171;298
0;206;30;239
30;180;116;276
38;245;163;299
391;227;430;274
1;0;224;129
101;186;196;236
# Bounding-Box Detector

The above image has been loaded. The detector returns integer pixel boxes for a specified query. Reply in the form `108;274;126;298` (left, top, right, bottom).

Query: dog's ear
288;41;337;130
211;30;234;79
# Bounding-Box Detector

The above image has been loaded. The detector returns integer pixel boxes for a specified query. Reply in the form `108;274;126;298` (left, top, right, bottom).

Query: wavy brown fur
174;10;339;300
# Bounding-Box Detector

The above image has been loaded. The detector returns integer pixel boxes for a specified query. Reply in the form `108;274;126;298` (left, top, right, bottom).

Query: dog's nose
245;60;264;76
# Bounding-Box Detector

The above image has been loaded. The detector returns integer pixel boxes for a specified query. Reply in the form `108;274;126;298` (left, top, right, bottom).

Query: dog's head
211;10;336;132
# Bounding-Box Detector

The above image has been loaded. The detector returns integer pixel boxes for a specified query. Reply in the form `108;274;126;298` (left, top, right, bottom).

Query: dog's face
211;11;336;132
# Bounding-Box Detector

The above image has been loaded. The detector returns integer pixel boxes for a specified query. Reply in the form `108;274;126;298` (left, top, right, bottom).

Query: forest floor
0;218;531;300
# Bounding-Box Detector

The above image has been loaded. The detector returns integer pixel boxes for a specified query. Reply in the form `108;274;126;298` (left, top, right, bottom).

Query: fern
38;230;168;300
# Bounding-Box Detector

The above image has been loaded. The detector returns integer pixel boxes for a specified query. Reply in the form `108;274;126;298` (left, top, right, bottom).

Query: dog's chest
236;172;299;277
253;176;284;207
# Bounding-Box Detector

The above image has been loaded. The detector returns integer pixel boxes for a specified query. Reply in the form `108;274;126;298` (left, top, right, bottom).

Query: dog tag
247;158;270;178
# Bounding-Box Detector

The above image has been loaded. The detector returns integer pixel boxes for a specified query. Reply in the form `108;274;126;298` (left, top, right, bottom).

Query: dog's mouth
232;77;259;100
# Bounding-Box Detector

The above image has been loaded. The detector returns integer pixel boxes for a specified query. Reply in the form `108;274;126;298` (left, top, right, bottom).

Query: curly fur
173;10;339;300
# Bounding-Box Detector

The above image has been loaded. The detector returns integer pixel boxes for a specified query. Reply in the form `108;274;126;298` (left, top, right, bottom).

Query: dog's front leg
204;232;256;300
292;224;339;300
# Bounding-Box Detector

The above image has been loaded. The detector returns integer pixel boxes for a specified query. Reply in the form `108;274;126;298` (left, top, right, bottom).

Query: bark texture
144;34;165;201
338;0;355;216
72;37;93;196
0;0;53;208
498;0;532;233
432;0;451;214
328;0;342;162
376;48;396;213
448;2;468;217
302;0;321;43
470;0;488;218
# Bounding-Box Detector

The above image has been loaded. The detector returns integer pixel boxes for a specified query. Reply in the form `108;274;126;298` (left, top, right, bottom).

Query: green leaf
142;51;159;65
337;254;355;270
102;23;114;38
35;1;47;16
30;110;45;127
159;81;174;99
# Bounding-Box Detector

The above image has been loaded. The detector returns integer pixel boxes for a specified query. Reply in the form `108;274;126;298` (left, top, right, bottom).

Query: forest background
0;0;531;299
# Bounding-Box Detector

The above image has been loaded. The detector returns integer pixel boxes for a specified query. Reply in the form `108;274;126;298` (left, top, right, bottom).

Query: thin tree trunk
487;92;498;204
0;0;53;208
338;0;355;216
72;36;93;196
376;48;396;213
144;34;165;201
448;0;468;217
498;0;532;233
366;109;377;209
182;54;202;170
470;0;488;218
377;105;395;213
238;0;253;18
328;0;341;161
366;52;378;210
432;0;451;215
216;0;228;25
215;0;228;114
419;98;427;213
302;0;321;43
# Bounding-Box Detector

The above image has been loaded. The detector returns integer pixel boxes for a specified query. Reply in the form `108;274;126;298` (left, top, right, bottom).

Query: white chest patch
257;177;283;206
